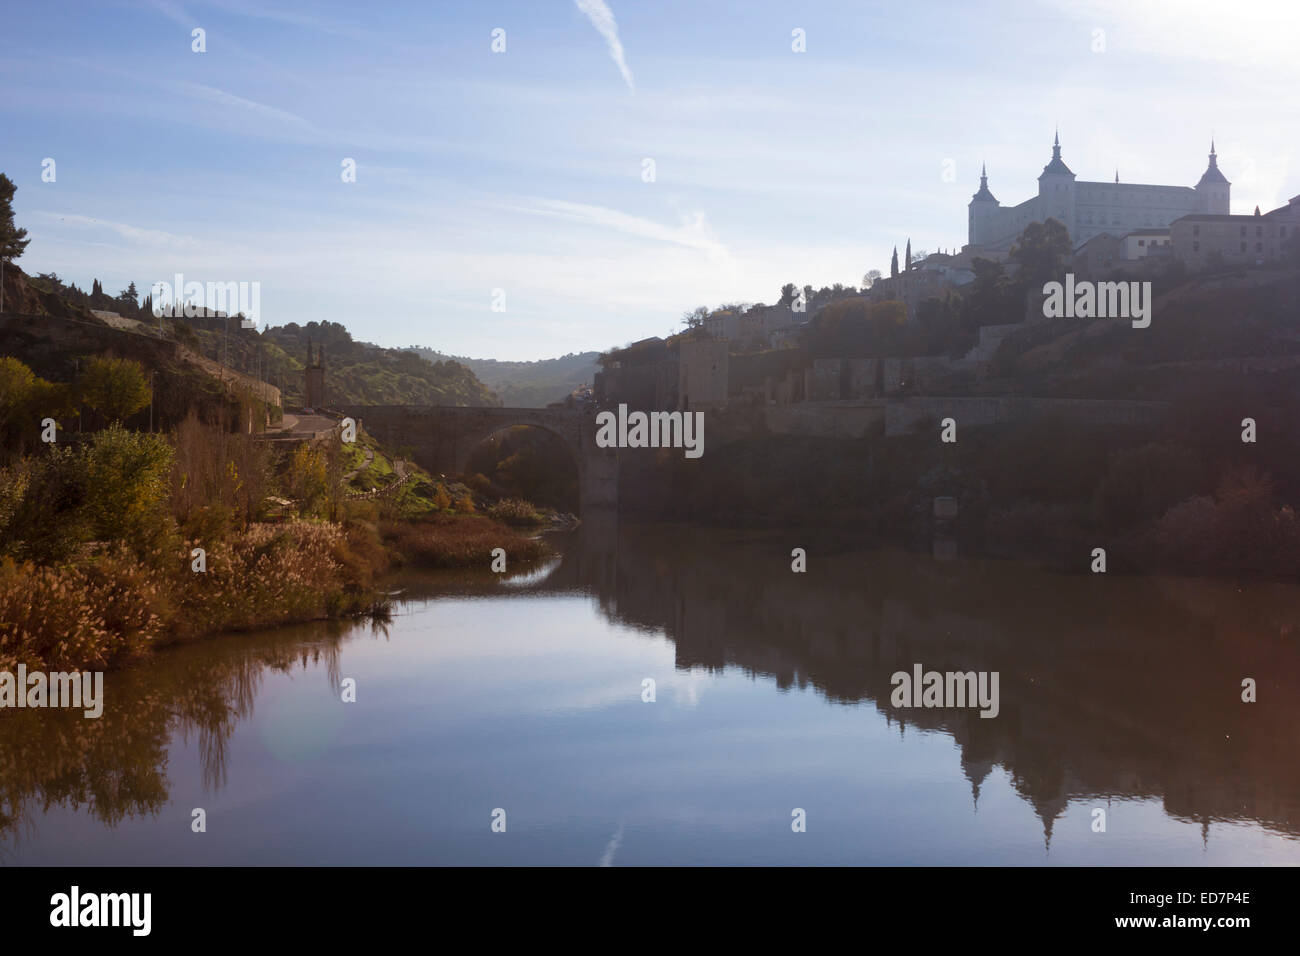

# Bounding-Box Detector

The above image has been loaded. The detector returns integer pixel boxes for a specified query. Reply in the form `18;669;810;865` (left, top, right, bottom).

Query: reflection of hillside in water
563;521;1300;845
0;619;364;844
2;517;1295;851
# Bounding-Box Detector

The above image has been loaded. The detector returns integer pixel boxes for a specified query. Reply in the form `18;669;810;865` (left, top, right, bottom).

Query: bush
1094;442;1204;532
486;497;545;526
430;484;452;511
1132;467;1300;573
0;447;90;561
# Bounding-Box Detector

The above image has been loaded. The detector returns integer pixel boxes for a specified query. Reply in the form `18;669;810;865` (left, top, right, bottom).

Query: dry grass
380;515;548;569
0;520;390;671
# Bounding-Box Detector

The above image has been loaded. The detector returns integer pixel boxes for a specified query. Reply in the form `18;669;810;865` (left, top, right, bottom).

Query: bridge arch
341;405;617;512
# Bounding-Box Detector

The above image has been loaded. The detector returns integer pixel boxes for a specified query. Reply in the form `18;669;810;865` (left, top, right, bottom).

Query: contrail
575;0;635;91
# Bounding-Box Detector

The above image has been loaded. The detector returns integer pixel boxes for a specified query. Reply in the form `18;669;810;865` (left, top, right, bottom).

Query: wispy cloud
177;82;317;131
598;820;625;866
493;198;729;262
32;213;206;251
574;0;634;92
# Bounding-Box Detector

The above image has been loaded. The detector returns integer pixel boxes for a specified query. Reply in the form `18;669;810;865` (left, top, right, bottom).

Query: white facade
968;135;1230;254
1120;229;1171;260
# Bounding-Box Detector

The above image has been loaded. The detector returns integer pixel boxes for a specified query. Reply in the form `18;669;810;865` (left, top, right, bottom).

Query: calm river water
3;518;1298;865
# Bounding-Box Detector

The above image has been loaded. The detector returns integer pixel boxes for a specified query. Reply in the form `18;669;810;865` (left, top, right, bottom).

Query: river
2;517;1298;865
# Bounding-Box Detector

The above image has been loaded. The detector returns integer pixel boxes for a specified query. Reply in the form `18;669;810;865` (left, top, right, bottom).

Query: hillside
4;267;499;409
251;321;499;408
409;348;599;407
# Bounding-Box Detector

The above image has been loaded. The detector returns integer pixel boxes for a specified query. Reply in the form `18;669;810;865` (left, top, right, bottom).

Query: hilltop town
596;134;1300;436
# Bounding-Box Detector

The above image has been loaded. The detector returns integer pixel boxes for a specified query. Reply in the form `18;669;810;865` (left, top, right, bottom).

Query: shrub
1094;442;1204;532
486;497;545;526
0;447;90;562
429;484;452;511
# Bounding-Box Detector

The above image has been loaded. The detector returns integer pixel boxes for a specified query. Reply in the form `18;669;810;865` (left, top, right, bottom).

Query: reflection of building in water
572;525;1300;847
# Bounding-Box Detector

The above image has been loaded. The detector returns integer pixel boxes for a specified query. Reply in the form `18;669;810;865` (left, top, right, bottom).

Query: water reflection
1;515;1297;860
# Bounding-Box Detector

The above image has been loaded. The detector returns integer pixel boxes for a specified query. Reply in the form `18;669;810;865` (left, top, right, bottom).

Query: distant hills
407;349;601;408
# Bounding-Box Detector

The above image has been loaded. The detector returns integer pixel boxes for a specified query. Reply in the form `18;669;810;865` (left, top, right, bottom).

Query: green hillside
409;348;599;407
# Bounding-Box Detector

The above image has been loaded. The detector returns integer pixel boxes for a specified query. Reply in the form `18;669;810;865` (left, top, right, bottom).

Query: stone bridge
340;405;618;511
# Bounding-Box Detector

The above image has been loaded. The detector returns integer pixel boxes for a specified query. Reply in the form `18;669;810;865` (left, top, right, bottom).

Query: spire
1197;137;1229;188
1040;129;1074;177
1115;169;1119;183
890;246;899;279
905;238;912;271
971;161;998;203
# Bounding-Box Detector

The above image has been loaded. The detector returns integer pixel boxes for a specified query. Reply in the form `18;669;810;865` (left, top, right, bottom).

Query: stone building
968;134;1231;255
677;338;729;410
1169;196;1300;269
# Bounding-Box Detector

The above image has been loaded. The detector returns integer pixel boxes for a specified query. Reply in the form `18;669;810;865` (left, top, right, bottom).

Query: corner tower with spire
1195;139;1231;214
1036;129;1077;236
967;162;1000;247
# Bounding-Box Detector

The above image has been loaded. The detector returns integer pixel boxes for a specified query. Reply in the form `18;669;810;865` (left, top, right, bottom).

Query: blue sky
1;0;1296;359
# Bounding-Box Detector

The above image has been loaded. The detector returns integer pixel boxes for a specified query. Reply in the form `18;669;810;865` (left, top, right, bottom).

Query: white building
967;133;1230;254
1120;228;1172;259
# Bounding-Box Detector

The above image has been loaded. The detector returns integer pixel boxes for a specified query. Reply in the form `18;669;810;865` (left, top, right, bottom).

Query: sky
1;0;1297;360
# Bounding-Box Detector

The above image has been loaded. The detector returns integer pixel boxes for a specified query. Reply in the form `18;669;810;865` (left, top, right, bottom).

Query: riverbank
0;514;550;673
619;418;1300;580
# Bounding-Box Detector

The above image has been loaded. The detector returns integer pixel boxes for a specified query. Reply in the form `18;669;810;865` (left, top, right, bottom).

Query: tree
0;357;71;460
779;283;797;305
1009;218;1072;288
862;269;882;289
118;281;139;309
681;305;709;328
81;423;175;549
287;442;329;517
80;357;151;423
0;173;30;263
962;257;1016;328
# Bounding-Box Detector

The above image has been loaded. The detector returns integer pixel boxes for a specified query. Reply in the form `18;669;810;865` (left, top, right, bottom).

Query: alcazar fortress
967;132;1230;253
